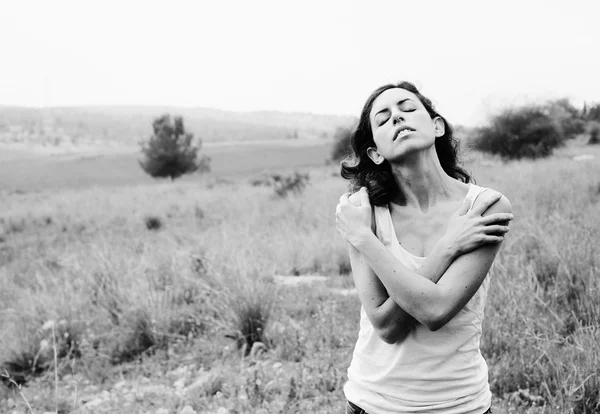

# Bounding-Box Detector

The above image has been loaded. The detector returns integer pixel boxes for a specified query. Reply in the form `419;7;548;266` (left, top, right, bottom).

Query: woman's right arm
347;191;509;344
349;237;456;343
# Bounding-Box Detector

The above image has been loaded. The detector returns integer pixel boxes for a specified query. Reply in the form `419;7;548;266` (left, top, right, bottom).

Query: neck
389;147;455;212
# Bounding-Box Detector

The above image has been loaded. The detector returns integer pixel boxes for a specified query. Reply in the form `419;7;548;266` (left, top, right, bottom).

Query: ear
367;147;385;165
433;116;445;138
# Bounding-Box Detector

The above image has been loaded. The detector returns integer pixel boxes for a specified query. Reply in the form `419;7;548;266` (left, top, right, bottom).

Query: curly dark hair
340;81;472;206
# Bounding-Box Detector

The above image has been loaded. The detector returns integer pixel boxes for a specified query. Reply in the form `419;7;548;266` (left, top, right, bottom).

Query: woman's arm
348;234;456;343
348;190;472;342
338;188;512;332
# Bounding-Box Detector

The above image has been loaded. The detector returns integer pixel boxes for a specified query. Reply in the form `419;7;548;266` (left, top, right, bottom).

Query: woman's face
368;88;441;163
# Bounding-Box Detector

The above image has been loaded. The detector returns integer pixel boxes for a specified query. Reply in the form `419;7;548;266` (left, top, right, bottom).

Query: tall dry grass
0;145;599;412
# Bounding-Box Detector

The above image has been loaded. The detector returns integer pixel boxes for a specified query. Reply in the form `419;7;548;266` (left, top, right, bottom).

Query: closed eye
373;99;417;126
400;101;417;112
377;116;390;126
373;111;390;126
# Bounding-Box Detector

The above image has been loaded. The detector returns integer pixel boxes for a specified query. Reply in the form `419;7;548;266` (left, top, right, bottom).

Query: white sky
1;0;599;125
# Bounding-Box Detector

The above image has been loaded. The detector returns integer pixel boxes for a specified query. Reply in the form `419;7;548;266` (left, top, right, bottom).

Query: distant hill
0;106;357;147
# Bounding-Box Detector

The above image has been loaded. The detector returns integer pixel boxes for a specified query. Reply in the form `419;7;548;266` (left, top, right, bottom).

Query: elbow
376;323;412;344
420;306;450;332
424;319;445;332
377;329;403;344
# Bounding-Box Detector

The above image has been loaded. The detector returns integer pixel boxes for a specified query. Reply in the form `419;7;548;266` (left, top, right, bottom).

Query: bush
204;268;276;357
330;126;354;162
139;114;211;181
545;99;586;139
271;172;310;198
111;311;160;364
584;102;600;122
1;319;82;387
144;215;163;231
475;105;564;159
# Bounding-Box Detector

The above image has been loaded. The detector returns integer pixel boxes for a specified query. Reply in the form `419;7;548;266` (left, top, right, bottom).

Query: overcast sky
1;0;599;125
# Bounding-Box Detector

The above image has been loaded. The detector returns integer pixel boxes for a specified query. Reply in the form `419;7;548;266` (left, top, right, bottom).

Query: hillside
0;105;356;147
0;140;332;193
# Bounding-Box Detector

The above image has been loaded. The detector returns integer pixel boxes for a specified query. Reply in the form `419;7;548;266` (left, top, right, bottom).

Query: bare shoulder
477;189;512;215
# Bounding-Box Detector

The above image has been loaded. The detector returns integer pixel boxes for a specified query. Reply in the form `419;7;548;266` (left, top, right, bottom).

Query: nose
392;111;404;125
390;107;404;124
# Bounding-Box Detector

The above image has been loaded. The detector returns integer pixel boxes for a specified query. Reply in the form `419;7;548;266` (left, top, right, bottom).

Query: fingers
336;193;355;223
341;189;370;208
482;225;510;235
480;213;514;225
482;235;505;244
469;190;502;216
359;187;371;207
339;193;351;207
347;191;361;207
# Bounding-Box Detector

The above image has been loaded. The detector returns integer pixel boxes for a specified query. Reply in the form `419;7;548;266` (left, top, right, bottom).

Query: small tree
139;114;210;181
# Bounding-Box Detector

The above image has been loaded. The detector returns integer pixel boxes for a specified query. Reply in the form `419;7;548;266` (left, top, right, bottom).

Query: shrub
139;114;211;181
201;265;277;357
1;319;82;387
144;216;163;230
584;102;600;122
2;342;50;387
249;172;310;197
111;310;159;364
545;98;586;139
475;105;564;159
249;174;274;187
330;126;354;162
221;279;275;356
272;172;310;198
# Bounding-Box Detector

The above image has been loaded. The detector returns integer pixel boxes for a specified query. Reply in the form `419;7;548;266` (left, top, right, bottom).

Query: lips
393;126;416;141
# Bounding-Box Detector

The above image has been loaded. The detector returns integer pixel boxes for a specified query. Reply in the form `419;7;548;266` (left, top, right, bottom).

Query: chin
389;140;435;161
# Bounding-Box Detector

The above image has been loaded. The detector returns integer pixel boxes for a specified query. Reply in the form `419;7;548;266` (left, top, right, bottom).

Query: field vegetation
0;141;330;193
0;139;599;413
473;99;600;159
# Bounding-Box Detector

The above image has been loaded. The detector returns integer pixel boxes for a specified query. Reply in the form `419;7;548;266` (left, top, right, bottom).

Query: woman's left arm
338;191;512;331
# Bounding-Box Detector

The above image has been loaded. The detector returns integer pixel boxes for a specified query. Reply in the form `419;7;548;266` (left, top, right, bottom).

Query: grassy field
0;143;599;413
0;140;331;192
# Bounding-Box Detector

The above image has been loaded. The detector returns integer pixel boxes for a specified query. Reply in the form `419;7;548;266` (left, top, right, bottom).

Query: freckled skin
390;195;469;257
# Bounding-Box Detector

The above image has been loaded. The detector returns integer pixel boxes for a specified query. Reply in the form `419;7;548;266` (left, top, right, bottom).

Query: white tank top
344;184;493;414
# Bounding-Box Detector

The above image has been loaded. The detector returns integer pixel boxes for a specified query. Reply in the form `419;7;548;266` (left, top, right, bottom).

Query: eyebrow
373;98;412;119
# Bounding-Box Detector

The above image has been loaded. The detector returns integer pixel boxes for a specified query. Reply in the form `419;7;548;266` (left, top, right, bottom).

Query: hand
442;190;513;257
335;187;372;246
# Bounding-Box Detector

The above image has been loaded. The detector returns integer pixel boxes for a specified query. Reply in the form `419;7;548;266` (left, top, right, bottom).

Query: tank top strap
467;185;491;212
372;205;395;248
372;184;490;250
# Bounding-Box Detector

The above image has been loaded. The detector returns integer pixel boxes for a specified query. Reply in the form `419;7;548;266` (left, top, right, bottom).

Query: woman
335;81;512;414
